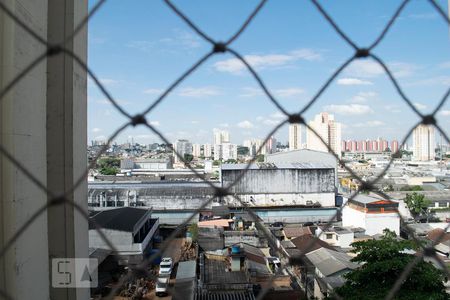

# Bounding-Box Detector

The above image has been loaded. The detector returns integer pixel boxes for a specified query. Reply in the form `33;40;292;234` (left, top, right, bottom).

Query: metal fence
0;0;449;299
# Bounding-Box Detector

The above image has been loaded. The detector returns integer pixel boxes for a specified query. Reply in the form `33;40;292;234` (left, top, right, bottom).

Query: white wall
224;192;335;207
342;207;400;236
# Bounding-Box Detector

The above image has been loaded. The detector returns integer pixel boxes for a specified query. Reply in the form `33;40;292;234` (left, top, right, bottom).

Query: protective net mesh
0;0;449;299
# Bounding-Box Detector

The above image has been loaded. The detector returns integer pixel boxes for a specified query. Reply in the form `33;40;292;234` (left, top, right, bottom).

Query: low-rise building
315;226;354;248
342;194;400;236
89;207;159;265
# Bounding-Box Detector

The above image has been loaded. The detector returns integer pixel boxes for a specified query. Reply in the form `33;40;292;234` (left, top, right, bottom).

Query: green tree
256;154;265;162
97;157;120;175
187;223;198;242
400;185;424;191
183;153;194;163
225;159;237;164
404;192;431;220
333;230;447;300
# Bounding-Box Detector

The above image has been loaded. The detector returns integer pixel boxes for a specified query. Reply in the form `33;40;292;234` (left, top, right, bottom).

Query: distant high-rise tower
306;112;342;157
174;139;192;163
214;130;230;144
289;124;302;151
413;124;435;161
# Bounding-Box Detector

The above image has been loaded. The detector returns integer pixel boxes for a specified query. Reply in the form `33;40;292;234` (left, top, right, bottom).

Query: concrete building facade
413;124;435;161
221;163;336;207
289;124;302;151
306;112;342;158
342;194;400;235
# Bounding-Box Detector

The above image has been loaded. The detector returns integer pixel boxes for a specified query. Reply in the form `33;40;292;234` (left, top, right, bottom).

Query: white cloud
353;120;384;127
127;40;154;52
237;120;255;129
384;104;402;113
407;13;438;20
94;135;107;141
240;87;304;98
408;76;450;86
92;128;102;133
350;91;377;103
346;60;417;78
149;121;160;127
262;119;280;126
439;110;450;116
346;60;384;78
337;78;373;86
143;88;163;95
178;86;220;98
324;104;373;115
439;61;450;69
240;87;263;97
214;48;321;74
275;88;304;98
219;123;229;128
191;120;200;124
413;102;427;110
270;111;287;119
99;78;120;86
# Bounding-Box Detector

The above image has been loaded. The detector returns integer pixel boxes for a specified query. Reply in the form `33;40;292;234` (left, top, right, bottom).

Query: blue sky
88;0;450;145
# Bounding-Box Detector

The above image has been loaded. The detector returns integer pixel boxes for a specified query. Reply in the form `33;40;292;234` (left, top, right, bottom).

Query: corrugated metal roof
221;162;334;170
88;207;151;232
194;291;256;300
176;260;197;280
306;248;358;276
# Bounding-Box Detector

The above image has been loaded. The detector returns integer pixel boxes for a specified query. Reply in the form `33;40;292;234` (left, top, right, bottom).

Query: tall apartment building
289;124;302;151
214;130;230;145
306;112;342;157
412;124;435;161
174;139;193;163
214;143;237;161
192;143;202;158
204;143;212;158
244;139;269;157
391;140;399;153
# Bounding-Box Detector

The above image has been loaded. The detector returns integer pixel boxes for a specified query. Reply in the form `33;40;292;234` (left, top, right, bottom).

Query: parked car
159;257;173;276
155;277;169;297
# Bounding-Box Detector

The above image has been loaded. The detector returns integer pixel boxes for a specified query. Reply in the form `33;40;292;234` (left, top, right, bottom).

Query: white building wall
289;124;302;151
224;192;335;207
342;207;400;236
342;207;366;229
365;213;400;236
204;143;212;158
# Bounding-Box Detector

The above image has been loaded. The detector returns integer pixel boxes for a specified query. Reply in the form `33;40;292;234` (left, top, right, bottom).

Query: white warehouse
221;162;336;207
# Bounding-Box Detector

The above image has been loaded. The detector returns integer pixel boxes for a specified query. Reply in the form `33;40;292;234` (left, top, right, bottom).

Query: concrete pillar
46;0;88;299
0;0;88;299
0;1;50;298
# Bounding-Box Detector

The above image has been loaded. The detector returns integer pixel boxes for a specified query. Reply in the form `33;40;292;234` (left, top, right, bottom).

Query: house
315;226;354;248
305;248;358;299
283;227;312;240
89;207;159;265
342;194;400;235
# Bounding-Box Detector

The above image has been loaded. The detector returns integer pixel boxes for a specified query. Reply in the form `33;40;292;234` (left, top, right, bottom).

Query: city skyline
87;0;450;146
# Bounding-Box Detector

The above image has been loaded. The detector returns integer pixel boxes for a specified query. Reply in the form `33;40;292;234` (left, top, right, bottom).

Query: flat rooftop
221;162;335;170
203;259;248;284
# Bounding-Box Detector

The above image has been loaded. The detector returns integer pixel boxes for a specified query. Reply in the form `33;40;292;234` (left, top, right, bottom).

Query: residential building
214;130;230;144
174;139;193;163
305;248;358;299
342;194;400;235
89;207;159;265
391;140;399;153
413;124;435;161
289;124;302;151
192;143;202;158
204;143;213;158
315;226;354;248
222;143;238;161
306;112;342;157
